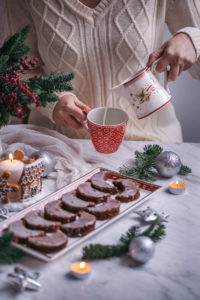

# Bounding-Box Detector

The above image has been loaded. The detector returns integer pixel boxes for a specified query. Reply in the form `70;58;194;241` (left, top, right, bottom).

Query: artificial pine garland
120;144;192;181
82;218;166;259
0;25;74;127
0;232;24;264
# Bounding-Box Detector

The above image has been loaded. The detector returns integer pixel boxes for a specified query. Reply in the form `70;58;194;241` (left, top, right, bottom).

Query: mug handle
150;61;170;94
82;111;88;130
82;121;88;130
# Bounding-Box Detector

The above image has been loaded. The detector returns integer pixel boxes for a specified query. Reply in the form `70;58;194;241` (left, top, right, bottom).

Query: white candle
168;180;186;195
70;261;92;279
0;154;24;201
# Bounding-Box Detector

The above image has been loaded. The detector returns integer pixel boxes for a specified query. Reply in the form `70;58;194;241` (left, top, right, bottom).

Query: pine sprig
0;232;24;264
140;218;166;242
0;25;31;67
82;219;166;260
120;144;191;181
28;72;74;93
178;165;192;175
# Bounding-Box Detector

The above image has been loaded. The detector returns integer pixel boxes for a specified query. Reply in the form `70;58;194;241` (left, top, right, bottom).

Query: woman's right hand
53;94;90;129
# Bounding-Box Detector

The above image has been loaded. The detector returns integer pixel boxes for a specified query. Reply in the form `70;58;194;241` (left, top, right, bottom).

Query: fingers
63;115;83;130
148;33;197;82
75;98;91;113
147;44;165;67
66;101;87;123
155;55;169;73
53;94;91;130
167;64;180;82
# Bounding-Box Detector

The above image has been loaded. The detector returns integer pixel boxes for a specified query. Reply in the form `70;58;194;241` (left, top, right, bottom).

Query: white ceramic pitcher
112;65;172;119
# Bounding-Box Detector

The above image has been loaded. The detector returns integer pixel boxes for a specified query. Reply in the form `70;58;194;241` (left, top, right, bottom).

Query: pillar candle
0;154;24;201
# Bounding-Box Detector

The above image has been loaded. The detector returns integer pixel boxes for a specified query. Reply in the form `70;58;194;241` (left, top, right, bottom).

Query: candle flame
79;261;86;269
175;181;179;185
9;153;13;162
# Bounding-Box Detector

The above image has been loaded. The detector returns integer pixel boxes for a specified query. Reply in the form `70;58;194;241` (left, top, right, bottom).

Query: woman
4;0;200;141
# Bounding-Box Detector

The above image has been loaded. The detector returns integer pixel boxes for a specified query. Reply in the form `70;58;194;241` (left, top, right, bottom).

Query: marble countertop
0;138;200;300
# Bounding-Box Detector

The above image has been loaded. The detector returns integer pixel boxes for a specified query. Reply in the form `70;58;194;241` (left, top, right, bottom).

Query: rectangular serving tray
0;168;163;262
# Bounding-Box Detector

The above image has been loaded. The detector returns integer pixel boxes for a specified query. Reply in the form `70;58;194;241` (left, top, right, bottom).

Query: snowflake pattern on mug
87;121;127;154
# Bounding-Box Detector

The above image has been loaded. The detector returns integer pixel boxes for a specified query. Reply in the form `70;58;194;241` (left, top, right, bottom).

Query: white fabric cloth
4;0;200;142
1;124;92;189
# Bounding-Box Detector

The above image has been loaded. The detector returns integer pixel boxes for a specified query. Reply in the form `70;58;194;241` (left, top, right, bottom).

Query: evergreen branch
120;165;157;181
140;218;160;237
10;45;30;62
28;72;74;93
143;144;163;157
82;244;126;260
34;92;59;106
140;219;166;242
0;232;24;264
0;25;31;62
149;224;166;242
82;219;166;260
0;55;9;74
120;225;139;247
178;165;192;175
119;144;191;181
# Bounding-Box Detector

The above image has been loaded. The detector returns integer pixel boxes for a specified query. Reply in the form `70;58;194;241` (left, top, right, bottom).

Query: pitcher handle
150;61;170;94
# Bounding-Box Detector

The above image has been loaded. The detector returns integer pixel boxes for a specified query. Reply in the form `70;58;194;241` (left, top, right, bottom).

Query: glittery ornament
30;151;54;177
155;151;181;178
129;236;155;264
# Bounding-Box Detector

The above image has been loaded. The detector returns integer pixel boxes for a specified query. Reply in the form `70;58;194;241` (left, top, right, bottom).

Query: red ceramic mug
85;107;128;154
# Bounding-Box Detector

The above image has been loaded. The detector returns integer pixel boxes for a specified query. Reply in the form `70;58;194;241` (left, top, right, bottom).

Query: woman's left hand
147;33;197;81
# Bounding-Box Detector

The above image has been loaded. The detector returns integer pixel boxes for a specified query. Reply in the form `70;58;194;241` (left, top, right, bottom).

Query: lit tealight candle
71;261;92;279
168;180;186;195
0;153;24;200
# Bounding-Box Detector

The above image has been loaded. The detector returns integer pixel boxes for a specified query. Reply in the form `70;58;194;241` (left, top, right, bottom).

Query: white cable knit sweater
5;0;200;141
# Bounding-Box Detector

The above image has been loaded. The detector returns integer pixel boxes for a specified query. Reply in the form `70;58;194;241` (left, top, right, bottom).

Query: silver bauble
129;236;155;264
30;151;54;177
155;151;181;178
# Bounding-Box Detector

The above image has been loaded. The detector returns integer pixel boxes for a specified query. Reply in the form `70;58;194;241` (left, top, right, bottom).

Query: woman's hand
147;33;197;81
53;94;90;129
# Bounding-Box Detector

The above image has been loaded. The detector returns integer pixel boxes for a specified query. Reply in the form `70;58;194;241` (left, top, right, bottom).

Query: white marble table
0;137;200;300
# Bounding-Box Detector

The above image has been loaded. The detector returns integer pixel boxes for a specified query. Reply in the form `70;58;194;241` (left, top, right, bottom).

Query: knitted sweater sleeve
166;0;200;79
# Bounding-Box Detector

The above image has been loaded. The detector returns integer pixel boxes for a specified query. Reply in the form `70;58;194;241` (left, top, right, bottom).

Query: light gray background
164;26;200;142
0;0;199;142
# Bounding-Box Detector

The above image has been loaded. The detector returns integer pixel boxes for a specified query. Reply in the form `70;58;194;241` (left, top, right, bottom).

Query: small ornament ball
129;236;155;264
155;151;181;178
30;151;54;177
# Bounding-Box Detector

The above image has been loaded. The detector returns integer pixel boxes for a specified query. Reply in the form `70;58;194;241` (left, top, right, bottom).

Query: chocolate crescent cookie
90;171;118;193
44;200;76;223
61;212;96;237
27;230;68;253
8;219;45;243
61;191;94;213
24;211;61;232
113;178;140;202
87;197;120;220
77;182;109;203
